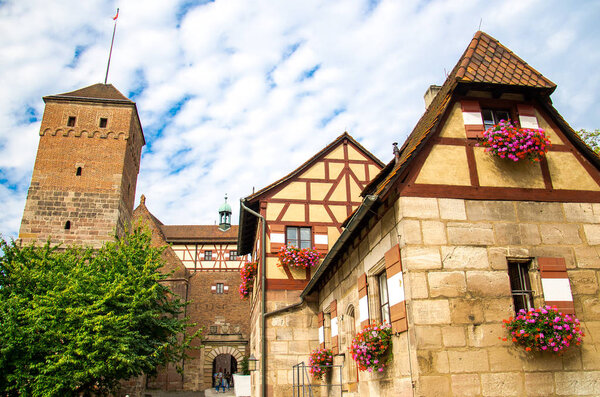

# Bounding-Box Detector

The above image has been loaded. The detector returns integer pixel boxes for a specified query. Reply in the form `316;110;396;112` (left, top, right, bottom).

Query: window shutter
517;104;540;129
314;226;329;254
318;311;325;349
357;273;369;328
538;257;575;315
330;300;338;354
269;224;285;254
461;100;485;138
384;244;408;333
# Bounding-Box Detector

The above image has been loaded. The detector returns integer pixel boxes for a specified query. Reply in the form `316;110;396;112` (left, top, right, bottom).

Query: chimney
424;85;442;109
393;142;400;164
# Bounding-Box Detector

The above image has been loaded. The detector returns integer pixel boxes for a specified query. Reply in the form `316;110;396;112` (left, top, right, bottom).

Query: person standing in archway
215;368;225;393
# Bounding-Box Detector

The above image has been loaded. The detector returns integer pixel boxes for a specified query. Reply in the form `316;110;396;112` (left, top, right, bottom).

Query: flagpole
104;8;119;84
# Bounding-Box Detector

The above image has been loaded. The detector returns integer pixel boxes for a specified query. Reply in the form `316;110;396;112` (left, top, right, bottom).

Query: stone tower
18;83;145;248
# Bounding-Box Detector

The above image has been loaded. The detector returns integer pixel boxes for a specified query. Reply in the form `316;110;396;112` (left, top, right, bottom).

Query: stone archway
204;345;244;389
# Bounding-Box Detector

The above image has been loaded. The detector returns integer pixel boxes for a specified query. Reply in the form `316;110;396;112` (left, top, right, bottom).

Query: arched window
345;304;358;384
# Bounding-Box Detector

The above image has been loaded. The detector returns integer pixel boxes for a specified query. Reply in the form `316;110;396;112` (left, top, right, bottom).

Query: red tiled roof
161;225;239;243
456;31;556;89
45;83;133;103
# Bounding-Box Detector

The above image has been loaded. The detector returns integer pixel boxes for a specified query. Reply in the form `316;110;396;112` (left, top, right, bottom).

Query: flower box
239;261;257;299
308;348;333;379
349;323;392;373
479;120;551;162
501;305;584;354
278;246;322;269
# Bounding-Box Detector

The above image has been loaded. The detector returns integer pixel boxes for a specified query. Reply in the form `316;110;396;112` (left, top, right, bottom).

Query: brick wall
19;99;143;248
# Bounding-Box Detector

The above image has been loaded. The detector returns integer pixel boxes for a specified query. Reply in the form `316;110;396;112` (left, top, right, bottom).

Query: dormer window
481;108;511;130
99;118;108;128
67;116;76;127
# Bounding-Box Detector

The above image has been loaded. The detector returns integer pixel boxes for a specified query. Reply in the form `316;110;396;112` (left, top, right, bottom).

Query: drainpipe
240;200;267;397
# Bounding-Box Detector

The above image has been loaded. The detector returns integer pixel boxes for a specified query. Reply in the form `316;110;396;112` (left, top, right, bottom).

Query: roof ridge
47;83;133;102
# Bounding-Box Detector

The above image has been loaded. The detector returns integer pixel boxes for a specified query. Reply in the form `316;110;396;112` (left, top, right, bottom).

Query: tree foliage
577;129;600;154
0;227;199;396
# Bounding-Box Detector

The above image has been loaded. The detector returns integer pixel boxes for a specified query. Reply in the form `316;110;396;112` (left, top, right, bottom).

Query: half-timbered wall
406;92;600;201
262;138;382;290
171;243;248;271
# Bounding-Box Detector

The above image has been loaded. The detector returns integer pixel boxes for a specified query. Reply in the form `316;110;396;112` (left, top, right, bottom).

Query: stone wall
316;196;600;396
264;290;320;396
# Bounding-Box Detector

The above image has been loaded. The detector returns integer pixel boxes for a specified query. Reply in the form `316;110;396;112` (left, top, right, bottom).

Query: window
216;283;224;294
481;108;511;130
67;116;76;127
508;260;534;313
286;226;311;248
378;272;390;325
99;118;108;128
64;220;71;230
204;250;212;260
229;250;237;260
76;167;82;176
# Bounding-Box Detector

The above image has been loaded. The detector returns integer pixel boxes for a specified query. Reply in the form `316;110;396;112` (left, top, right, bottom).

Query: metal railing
292;362;343;397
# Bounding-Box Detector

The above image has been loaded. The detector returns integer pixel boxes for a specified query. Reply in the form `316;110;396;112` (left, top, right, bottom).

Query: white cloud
0;0;599;238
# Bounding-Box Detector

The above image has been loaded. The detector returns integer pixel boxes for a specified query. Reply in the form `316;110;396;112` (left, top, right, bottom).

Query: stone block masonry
316;196;600;396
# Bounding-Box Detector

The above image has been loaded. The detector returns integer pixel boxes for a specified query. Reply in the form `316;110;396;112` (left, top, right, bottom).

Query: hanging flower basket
278;246;322;269
501;306;584;354
349;323;392;373
308;348;333;379
479;120;551;162
238;261;257;299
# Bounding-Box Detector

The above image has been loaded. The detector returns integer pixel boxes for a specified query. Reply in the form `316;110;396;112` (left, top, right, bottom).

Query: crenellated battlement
40;128;129;139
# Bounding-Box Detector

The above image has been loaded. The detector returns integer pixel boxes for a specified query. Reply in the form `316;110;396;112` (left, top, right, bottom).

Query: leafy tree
577;129;600;153
0;227;200;396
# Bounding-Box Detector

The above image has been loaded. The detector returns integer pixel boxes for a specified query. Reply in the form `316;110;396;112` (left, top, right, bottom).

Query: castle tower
18;83;145;248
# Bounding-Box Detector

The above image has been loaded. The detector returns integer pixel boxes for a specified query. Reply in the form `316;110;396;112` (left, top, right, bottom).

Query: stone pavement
203;388;236;397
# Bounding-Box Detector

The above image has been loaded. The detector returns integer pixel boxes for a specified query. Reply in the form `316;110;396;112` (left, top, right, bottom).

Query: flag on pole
113;8;119;20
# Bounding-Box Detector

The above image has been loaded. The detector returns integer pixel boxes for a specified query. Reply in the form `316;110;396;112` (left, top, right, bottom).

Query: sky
1;0;599;239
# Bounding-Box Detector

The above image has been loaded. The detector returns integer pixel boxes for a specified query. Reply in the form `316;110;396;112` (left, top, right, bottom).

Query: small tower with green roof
218;194;232;231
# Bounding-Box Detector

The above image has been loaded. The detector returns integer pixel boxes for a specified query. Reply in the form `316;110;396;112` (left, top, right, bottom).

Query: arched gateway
204;345;244;389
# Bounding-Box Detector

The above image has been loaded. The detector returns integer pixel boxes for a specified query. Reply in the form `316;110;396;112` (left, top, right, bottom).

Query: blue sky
1;0;599;238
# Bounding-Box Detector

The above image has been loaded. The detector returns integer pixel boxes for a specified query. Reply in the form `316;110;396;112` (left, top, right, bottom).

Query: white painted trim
462;111;482;125
318;326;324;344
315;234;328;245
519;115;539;129
359;296;369;323
387;272;405;306
541;278;573;302
270;233;285;244
331;317;338;337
